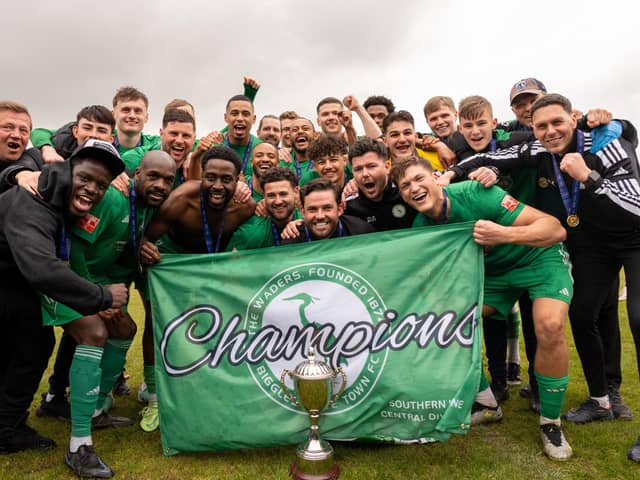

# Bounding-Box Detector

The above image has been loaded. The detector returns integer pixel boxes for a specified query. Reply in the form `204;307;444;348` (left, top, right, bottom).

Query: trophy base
290;462;339;480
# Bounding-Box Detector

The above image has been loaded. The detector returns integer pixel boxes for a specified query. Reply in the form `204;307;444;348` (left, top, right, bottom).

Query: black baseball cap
68;139;124;178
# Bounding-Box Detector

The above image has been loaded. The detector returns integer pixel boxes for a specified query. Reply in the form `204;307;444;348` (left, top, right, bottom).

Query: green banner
149;222;484;455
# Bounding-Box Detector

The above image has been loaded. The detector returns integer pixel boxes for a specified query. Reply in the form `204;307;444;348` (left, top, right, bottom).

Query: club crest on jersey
500;195;519;212
77;214;100;233
392;204;407;218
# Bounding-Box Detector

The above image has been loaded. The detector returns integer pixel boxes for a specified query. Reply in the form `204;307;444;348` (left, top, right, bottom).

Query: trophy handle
328;367;347;407
280;369;299;406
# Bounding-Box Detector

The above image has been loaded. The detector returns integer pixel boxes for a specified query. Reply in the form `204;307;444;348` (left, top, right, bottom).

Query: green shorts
40;293;128;327
483;243;573;320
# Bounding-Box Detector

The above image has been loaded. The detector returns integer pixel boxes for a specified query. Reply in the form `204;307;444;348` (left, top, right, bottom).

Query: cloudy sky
4;0;639;137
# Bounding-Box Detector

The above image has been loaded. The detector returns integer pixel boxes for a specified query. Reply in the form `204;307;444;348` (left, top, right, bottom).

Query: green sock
70;345;103;437
97;339;132;408
479;369;490;391
144;364;156;395
535;371;568;420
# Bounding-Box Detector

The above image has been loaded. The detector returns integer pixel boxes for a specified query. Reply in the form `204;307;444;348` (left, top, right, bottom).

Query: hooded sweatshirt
0;161;113;314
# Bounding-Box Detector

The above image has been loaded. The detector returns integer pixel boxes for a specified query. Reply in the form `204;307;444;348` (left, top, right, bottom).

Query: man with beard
228;167;302;250
0;136;129;460
143;146;255;254
247;142;279;201
122;109;195;186
345;138;416;231
281;178;374;243
32;109;193;430
283;117;316;179
136;134;251;426
256;115;281;147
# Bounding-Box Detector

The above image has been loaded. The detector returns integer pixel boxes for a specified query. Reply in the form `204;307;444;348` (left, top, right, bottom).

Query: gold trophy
280;348;347;480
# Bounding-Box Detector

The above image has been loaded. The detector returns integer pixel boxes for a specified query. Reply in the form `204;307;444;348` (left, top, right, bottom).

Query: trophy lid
293;348;333;380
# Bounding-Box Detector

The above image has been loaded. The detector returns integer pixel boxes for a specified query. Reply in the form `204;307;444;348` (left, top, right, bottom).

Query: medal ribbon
551;130;584;220
129;182;151;263
58;222;70;262
292;151;313;178
224;134;253;174
270;222;282;246
199;189;227;253
293;151;301;179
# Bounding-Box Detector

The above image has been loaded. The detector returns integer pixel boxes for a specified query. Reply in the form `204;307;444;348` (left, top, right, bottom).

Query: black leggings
569;244;640;397
0;284;55;427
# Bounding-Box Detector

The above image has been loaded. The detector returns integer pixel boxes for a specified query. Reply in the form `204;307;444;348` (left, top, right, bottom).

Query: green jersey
71;184;154;284
116;133;160;156
118;134;165;171
494;168;538;206
30;126;159;160
279;151;314;178
227;210;303;251
41;183;153;326
299;164;353;187
220;134;262;178
30;127;59;149
412;181;548;276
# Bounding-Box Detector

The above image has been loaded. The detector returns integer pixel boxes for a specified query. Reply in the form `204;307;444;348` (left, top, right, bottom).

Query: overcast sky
4;0;639;137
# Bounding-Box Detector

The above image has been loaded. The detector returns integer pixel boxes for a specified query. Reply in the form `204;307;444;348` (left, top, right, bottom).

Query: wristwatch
584;170;602;190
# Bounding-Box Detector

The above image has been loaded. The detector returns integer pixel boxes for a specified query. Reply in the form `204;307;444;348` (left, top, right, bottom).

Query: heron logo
245;262;388;414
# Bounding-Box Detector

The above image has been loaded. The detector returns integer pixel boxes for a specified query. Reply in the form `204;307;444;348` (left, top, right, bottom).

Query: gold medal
538;177;549;188
566;214;580;227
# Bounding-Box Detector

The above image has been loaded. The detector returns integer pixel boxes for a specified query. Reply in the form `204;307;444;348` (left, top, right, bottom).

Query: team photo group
0;75;639;479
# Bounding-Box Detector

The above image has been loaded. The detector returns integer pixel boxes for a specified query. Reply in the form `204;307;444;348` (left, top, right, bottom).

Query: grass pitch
1;294;638;479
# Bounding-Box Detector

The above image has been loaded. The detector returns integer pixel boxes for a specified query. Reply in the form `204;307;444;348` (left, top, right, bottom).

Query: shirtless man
143;146;255;255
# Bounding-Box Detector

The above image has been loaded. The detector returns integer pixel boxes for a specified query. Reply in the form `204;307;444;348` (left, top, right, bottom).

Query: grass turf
1;294;638;479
